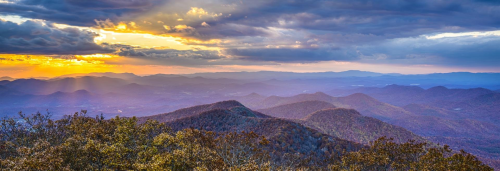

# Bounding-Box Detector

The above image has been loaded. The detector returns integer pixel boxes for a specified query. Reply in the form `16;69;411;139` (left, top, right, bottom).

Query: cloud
115;45;227;66
186;7;208;16
0;20;114;55
348;34;500;67
225;47;357;62
3;0;500;37
6;0;497;41
0;0;163;26
2;0;500;68
103;0;500;46
222;31;500;67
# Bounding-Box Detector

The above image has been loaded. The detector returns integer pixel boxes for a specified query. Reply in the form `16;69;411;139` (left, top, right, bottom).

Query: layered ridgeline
329;85;500;163
135;100;493;169
256;101;424;145
236;91;500;168
138;100;363;164
242;92;413;122
327;85;500;128
0;101;493;170
328;85;496;106
256;100;336;119
299;108;425;145
239;91;500;140
138;100;270;123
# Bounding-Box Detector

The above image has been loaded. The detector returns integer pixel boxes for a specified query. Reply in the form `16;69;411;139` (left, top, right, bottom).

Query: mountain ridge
245;92;413;121
257;100;336;119
297;108;426;144
136;101;365;163
137;100;270;123
328;84;496;106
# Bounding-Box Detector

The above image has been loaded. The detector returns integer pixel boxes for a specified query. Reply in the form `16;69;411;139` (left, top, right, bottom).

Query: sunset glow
0;2;499;169
0;0;499;78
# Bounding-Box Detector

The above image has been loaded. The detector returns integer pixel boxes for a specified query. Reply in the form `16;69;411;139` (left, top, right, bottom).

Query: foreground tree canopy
0;111;493;170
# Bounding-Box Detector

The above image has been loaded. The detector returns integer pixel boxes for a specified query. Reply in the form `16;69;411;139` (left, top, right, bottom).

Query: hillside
245;92;413;121
427;136;500;162
138;100;270;123
1;101;491;170
2;76;129;95
0;85;23;96
112;83;156;95
231;93;267;106
328;85;495;106
143;101;364;163
256;100;336;119
390;115;500;139
331;93;413;121
425;93;500;124
247;92;333;109
297;108;425;145
402;103;455;117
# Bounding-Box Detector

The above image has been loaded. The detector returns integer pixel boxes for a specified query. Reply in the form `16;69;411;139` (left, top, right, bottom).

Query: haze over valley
1;0;500;169
1;71;500;169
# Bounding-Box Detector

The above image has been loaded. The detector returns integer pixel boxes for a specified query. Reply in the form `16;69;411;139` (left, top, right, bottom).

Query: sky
1;0;500;78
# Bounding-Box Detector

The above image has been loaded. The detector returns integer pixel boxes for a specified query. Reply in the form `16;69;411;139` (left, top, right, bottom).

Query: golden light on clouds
177;38;222;46
0;54;117;78
163;25;171;30
116;23;128;31
92;29;218;51
174;25;194;31
76;54;115;59
0;15;229;78
0;54;111;67
1;53;497;79
129;22;137;28
187;7;208;18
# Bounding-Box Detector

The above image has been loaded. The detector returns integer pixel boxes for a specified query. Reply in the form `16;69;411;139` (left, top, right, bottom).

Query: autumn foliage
0;111;493;170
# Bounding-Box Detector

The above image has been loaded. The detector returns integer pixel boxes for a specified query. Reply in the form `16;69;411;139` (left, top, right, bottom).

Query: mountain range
137;101;364;163
1;72;499;169
230;90;500;167
134;99;499;169
256;100;336;119
0;76;14;81
256;100;424;145
298;108;425;144
244;92;413;122
328;85;496;106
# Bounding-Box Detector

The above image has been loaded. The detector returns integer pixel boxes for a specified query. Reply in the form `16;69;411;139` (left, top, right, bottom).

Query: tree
0;112;494;171
334;137;493;171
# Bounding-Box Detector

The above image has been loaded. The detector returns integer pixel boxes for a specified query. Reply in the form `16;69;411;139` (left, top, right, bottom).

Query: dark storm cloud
0;0;162;26
148;0;500;55
0;20;114;54
225;33;500;66
195;0;500;66
114;45;228;66
225;48;357;62
2;0;500;67
354;35;500;67
117;45;223;60
219;0;499;36
193;23;272;40
3;0;499;38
